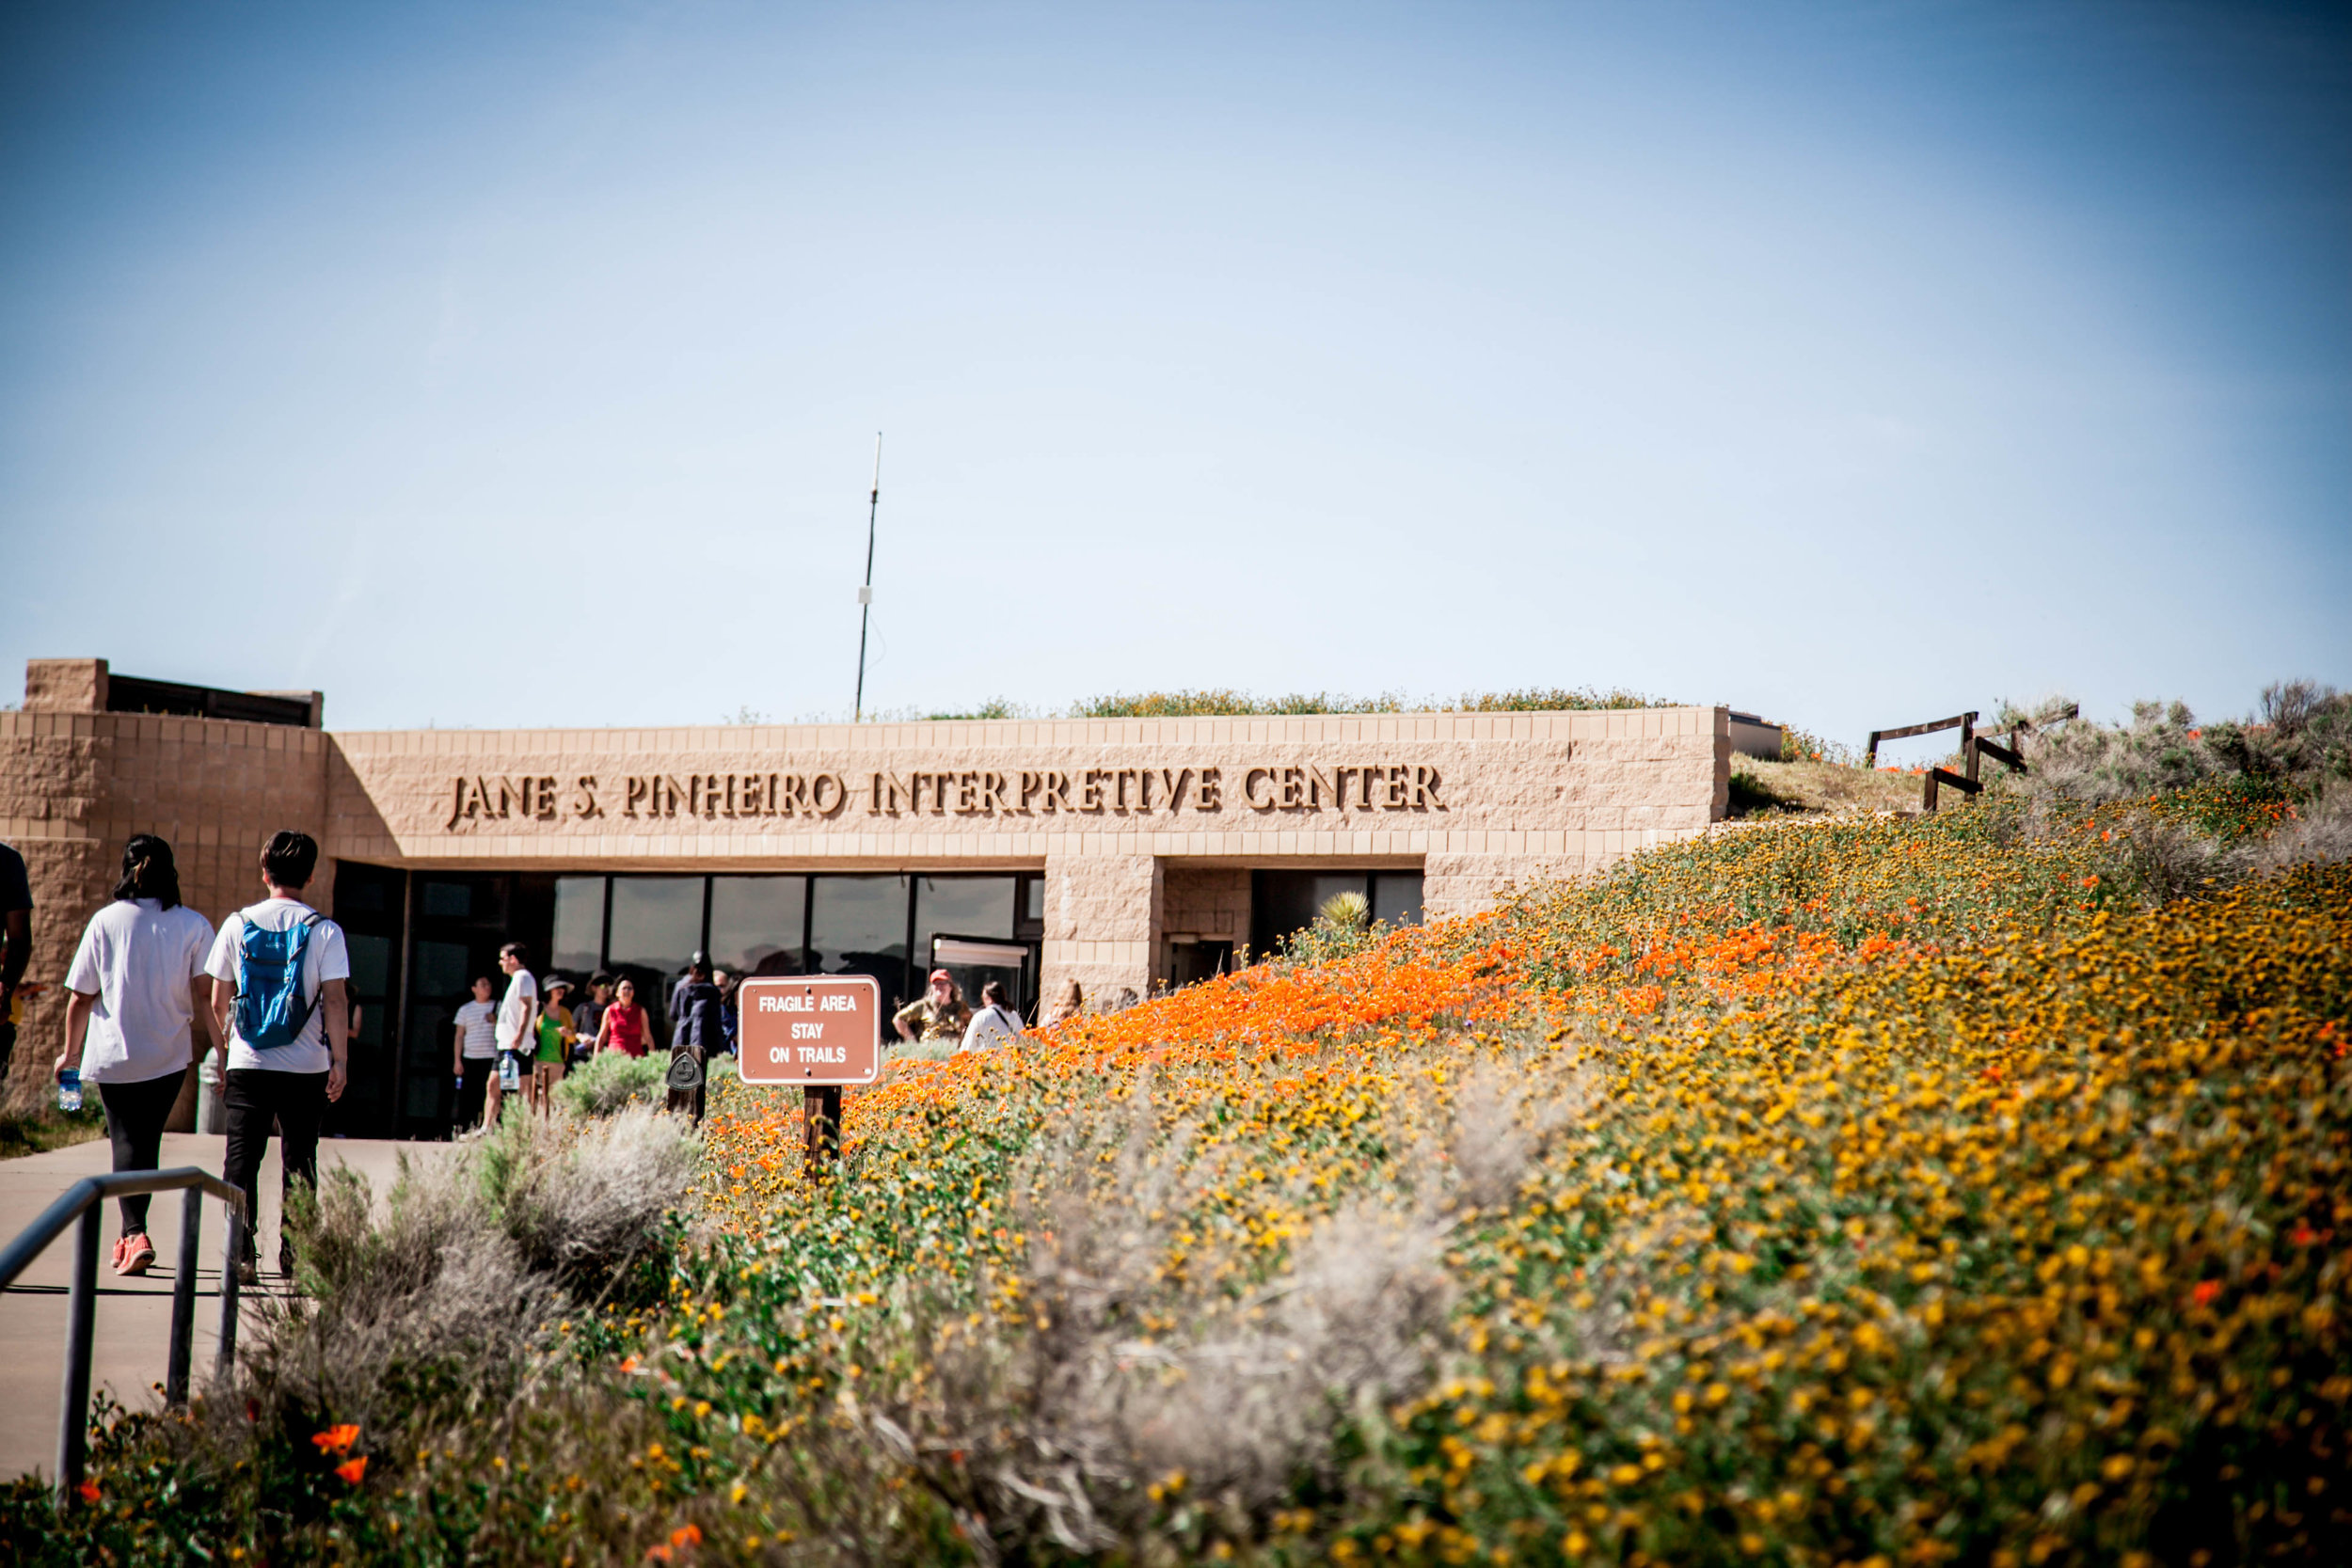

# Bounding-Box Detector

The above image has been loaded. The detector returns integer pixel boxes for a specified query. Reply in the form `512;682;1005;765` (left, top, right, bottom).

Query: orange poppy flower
311;1424;360;1455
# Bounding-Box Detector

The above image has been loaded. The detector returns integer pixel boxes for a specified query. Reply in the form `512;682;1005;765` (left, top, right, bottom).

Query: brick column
1040;851;1162;1014
24;658;107;713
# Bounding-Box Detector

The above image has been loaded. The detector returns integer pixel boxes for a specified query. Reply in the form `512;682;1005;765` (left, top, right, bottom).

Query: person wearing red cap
893;969;971;1045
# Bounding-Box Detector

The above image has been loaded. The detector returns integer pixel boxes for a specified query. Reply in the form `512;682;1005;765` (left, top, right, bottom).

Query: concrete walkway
0;1133;453;1481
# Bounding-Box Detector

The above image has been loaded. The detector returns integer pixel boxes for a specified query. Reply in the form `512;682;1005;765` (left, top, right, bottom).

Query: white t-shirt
453;998;497;1059
496;970;538;1052
204;898;351;1074
65;898;216;1085
958;1004;1025;1054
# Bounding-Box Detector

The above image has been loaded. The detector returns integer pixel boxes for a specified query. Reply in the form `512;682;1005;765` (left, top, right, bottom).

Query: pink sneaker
118;1234;156;1276
109;1236;128;1273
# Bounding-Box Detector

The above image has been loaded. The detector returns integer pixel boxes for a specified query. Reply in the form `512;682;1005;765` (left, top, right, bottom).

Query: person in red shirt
593;976;652;1058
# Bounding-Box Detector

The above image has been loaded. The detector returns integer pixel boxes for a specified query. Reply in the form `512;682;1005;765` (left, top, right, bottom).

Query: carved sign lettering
441;762;1443;831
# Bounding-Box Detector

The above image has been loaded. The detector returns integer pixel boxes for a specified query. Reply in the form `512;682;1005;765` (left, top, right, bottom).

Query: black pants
454;1059;490;1133
222;1069;326;1265
99;1069;187;1233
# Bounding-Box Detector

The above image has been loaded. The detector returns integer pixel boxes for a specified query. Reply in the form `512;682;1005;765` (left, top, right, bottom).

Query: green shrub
922;697;1027;721
1446;685;1671;712
555;1051;666;1117
1071;687;1679;719
1776;723;1857;766
0;1100;105;1160
1073;688;1407;718
0;1109;695;1565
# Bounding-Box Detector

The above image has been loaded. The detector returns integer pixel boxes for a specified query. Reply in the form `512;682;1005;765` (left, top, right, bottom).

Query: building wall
5;660;1730;1109
2;663;330;1112
326;705;1727;1004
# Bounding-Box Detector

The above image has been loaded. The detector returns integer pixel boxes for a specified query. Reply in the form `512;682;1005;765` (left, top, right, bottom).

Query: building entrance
397;871;557;1139
930;935;1040;1020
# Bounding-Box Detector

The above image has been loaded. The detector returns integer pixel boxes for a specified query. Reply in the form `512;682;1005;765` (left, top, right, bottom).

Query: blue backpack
232;908;323;1050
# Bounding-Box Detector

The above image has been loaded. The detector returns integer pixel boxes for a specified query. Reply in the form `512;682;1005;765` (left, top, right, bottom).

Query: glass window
809;874;911;1006
914;877;1017;969
337;877;389;915
608;877;705;1044
607;878;705;974
404;1073;444;1119
409;939;473;1006
1024;878;1045;922
1372;873;1424;928
709;876;807;977
420;881;472;919
345;932;393;998
552;877;607;975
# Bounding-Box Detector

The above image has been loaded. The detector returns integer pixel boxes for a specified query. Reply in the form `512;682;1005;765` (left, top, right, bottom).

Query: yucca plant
1316;889;1371;930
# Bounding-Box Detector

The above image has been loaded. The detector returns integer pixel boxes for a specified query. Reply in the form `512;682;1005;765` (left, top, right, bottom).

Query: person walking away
572;973;612;1065
451;975;496;1134
488;943;536;1129
594;976;651;1057
893;969;971;1047
54;836;217;1275
206;830;349;1284
1040;978;1085;1028
669;953;711;1040
0;836;31;1083
666;958;723;1121
957;980;1025;1054
532;976;573;1116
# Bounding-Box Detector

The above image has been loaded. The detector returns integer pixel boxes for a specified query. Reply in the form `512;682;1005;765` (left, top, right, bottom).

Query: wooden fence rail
1867;705;2079;814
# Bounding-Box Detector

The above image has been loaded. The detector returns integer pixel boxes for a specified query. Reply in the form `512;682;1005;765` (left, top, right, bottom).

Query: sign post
736;975;882;1180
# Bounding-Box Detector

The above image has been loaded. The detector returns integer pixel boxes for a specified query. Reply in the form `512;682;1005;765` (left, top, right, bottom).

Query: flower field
11;786;2347;1565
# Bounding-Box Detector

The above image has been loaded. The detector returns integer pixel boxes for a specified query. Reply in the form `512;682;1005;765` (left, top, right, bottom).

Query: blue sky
2;2;2344;752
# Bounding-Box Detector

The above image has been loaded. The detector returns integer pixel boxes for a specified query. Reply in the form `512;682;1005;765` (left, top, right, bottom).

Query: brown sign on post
738;975;882;1179
738;976;883;1086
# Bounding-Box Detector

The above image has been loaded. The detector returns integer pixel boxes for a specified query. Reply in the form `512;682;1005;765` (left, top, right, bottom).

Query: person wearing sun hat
530;975;574;1116
892;969;971;1045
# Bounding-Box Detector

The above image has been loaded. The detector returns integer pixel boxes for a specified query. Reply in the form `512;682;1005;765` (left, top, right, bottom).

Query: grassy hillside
8;717;2348;1564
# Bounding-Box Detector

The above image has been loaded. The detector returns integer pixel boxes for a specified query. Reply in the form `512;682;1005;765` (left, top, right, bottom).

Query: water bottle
56;1069;82;1115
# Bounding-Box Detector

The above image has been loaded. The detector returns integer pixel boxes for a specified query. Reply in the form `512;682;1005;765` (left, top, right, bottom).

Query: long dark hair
113;833;183;911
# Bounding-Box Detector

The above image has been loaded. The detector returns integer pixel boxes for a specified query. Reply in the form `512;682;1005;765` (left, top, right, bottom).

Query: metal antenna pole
853;433;882;721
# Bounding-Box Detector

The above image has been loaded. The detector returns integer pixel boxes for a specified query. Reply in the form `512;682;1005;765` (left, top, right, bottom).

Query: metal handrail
0;1167;246;1508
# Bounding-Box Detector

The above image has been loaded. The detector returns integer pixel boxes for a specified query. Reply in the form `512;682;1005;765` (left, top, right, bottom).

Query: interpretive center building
3;658;1759;1139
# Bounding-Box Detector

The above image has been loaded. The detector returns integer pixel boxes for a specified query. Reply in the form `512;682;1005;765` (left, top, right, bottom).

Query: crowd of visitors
1;814;1133;1288
437;946;749;1135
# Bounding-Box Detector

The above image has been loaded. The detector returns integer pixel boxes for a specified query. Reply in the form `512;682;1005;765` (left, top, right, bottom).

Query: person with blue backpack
204;830;350;1285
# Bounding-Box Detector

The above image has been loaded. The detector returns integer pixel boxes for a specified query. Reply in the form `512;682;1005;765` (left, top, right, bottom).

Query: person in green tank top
530;977;574;1118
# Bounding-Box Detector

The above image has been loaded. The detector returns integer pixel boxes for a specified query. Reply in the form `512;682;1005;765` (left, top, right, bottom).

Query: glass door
327;862;406;1138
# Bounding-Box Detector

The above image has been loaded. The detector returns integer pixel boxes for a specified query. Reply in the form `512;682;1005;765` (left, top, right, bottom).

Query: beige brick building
2;657;1731;1135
